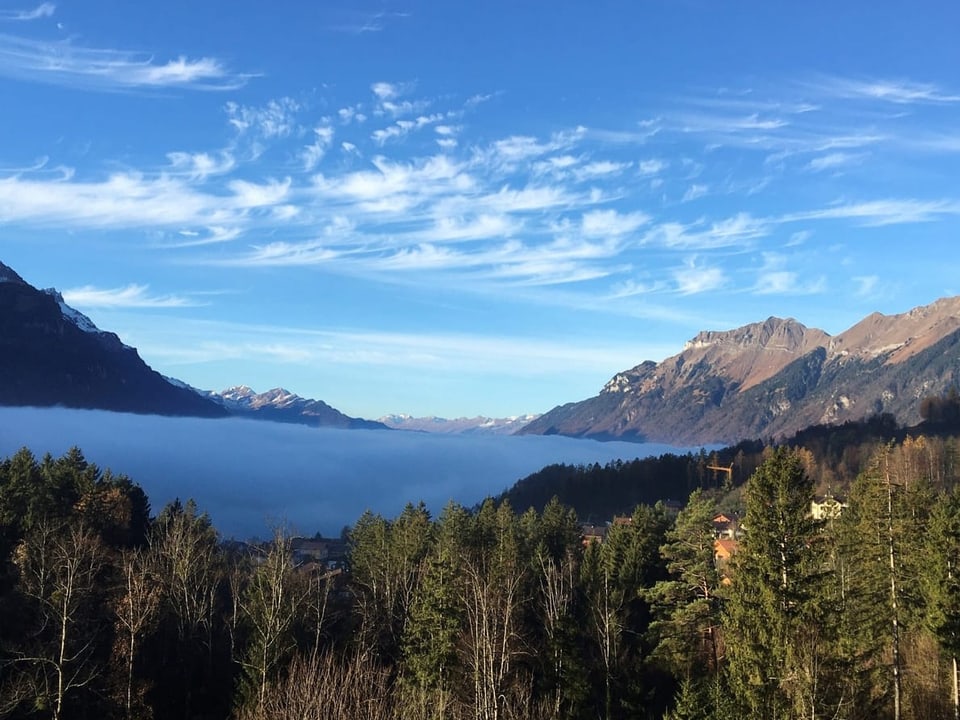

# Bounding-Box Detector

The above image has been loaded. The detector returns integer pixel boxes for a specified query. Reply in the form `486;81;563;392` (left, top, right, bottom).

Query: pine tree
648;488;723;679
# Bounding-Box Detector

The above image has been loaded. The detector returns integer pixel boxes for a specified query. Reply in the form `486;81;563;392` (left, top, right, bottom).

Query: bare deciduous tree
12;521;104;720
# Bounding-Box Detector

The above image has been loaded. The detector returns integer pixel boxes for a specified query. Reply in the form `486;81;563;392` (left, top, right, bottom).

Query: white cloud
0;3;55;21
301;126;335;171
574;160;631;181
313;154;474;214
371;81;401;100
477;127;587;172
0;34;249;90
804;152;864;172
637;158;667;175
751;252;825;295
645;213;770;250
371;113;443;145
421;214;519;242
338;106;367;124
472;185;577;214
681;183;708;202
165;226;242;248
0;170;291;233
166;151;236;180
814;76;960;104
787;199;960;226
581;209;650;237
673;258;725;295
227;178;291;208
854;275;879;297
221;240;341;267
226;98;300;138
62;284;198;308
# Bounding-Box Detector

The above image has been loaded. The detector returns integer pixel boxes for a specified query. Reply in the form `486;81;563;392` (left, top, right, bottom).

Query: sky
1;1;960;420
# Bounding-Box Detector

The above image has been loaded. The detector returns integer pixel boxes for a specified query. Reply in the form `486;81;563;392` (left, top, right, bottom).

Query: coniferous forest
2;423;960;718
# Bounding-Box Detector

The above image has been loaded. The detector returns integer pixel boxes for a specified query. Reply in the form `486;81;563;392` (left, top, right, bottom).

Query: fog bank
0;407;692;538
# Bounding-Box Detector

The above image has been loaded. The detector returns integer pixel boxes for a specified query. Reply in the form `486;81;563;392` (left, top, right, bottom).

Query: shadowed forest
2;411;960;718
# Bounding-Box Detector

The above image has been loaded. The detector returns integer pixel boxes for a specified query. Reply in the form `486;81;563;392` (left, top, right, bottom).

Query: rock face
211;386;387;430
519;298;960;445
0;262;228;418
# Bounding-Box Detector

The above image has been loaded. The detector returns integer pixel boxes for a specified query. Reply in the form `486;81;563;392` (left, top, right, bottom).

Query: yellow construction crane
706;462;734;483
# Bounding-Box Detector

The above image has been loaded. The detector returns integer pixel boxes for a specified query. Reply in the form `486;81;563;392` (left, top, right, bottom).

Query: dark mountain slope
0;262;226;418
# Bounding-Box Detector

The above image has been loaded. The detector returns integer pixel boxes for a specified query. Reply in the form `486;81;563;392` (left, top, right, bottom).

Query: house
811;494;847;521
712;512;740;540
291;536;349;569
580;523;608;546
714;538;739;583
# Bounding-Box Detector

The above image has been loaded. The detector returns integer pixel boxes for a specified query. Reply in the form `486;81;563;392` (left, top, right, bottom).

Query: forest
2;422;960;718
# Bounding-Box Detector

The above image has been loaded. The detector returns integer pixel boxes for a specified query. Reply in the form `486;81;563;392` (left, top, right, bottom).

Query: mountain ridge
520;296;960;445
0;262;227;418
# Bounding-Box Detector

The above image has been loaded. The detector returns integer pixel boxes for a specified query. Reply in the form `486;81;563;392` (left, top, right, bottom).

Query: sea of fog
0;407;695;539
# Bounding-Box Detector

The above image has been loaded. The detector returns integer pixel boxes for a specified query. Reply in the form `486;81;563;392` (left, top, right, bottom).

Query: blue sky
2;1;960;420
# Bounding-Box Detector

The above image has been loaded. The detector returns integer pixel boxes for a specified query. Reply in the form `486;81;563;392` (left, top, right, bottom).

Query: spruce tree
923;487;960;719
723;448;836;719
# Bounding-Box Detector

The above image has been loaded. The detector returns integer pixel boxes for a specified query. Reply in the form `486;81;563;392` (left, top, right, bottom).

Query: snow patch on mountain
379;413;541;435
43;289;101;334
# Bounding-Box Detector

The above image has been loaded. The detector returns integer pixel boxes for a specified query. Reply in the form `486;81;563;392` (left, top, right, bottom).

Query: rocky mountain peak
686;317;826;352
829;296;960;364
0;261;26;284
521;294;960;445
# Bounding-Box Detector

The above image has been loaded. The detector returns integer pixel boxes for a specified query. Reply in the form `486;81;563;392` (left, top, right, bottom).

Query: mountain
519;297;960;445
210;386;388;430
378;413;540;435
0;261;227;418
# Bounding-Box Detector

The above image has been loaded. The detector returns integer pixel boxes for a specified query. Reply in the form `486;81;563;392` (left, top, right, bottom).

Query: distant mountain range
519;297;960;445
378;413;540;435
208;386;387;430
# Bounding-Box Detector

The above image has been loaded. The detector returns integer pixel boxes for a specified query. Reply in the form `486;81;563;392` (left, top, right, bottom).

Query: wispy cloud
0;171;289;232
751;253;825;295
330;10;410;34
0;3;55;21
62;284;199;308
643;213;771;250
673;257;726;295
301;126;334;171
371;114;443;145
637;158;667;176
786;199;960;226
166;151;236;180
804;152;864;173
681;183;708;202
580;209;649;237
226;98;300;138
853;275;879;298
0;34;251;90
812;76;960;104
